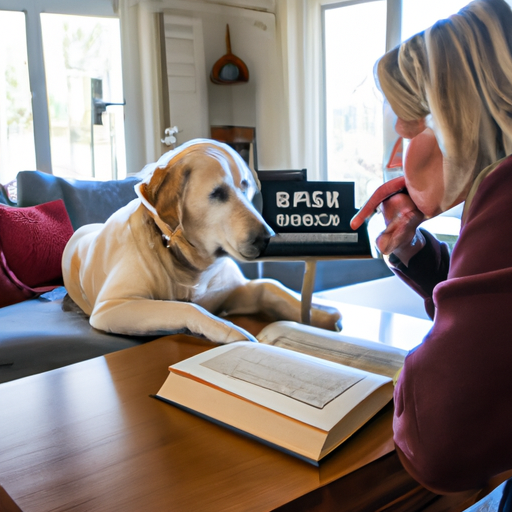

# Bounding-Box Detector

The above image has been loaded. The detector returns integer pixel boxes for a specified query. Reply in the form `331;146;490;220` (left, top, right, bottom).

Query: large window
41;14;126;180
324;0;386;208
323;0;470;207
0;11;37;183
401;0;472;41
0;0;125;184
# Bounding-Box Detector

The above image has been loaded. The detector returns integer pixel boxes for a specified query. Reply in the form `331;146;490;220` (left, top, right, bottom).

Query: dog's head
135;139;274;262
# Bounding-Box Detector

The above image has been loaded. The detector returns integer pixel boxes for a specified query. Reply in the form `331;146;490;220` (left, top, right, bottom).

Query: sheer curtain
275;0;324;179
118;0;164;175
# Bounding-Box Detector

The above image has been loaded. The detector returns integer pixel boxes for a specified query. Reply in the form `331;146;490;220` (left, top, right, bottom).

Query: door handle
92;98;126;126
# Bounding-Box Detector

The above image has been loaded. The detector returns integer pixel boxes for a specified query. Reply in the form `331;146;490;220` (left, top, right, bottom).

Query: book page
201;344;363;409
257;321;407;377
168;342;391;431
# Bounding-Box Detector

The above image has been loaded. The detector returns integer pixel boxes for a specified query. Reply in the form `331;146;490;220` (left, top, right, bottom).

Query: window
401;0;471;41
41;14;126;180
0;0;124;183
323;0;386;208
0;10;36;184
323;0;470;208
323;0;470;249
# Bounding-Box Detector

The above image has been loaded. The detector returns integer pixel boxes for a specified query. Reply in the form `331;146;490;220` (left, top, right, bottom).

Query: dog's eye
210;185;229;202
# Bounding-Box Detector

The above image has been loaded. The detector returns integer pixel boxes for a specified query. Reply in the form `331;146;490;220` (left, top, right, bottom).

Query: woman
351;0;512;499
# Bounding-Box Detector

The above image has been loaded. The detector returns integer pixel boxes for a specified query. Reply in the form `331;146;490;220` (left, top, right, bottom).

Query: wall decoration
210;25;249;84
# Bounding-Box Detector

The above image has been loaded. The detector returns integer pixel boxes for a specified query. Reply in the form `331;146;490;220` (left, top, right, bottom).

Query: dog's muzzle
242;224;274;259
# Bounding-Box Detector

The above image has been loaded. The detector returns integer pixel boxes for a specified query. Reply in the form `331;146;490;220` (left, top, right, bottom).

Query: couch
0;171;391;384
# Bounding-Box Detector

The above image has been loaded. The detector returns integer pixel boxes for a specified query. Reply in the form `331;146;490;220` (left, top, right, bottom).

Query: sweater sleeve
389;229;450;319
393;156;512;493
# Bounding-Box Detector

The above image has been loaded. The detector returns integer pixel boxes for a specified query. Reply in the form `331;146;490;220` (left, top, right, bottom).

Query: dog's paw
310;304;342;332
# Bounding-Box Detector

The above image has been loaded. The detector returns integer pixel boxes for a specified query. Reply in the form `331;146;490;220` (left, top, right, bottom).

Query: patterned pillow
0;200;74;308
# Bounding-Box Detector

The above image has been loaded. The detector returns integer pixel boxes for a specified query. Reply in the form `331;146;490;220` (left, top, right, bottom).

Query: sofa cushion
0;288;157;384
0;200;74;307
17;170;140;230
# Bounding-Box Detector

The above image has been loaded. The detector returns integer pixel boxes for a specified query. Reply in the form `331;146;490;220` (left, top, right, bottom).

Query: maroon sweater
390;155;512;493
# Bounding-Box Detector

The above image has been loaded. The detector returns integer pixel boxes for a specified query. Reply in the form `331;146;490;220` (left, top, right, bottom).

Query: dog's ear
141;163;191;231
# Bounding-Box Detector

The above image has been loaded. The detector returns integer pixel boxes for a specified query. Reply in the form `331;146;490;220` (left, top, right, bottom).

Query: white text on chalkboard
276;213;341;227
276;191;340;209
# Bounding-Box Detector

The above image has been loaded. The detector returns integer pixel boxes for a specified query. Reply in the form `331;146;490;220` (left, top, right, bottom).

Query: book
155;321;407;465
257;321;406;379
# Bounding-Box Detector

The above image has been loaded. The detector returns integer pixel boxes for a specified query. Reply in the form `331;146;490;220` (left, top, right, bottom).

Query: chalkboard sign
259;179;371;258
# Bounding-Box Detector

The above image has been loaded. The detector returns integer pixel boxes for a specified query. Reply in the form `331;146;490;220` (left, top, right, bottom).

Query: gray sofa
0;171;391;384
0;171;160;384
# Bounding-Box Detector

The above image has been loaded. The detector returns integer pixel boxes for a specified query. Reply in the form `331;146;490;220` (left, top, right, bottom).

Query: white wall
120;0;290;174
194;6;290;170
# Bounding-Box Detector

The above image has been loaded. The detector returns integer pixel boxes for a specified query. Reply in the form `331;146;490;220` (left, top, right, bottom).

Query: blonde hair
376;0;512;210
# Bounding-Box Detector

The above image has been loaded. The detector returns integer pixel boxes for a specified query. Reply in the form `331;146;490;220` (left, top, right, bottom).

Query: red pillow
0;200;74;307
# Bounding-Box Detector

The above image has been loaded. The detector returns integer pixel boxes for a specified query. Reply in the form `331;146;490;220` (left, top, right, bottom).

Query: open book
155;321;407;465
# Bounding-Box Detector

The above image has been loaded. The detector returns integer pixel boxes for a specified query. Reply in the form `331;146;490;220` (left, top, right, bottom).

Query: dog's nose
253;232;271;253
246;224;274;258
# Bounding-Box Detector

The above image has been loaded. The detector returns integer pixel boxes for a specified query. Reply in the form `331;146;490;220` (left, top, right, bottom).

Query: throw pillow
0;200;74;308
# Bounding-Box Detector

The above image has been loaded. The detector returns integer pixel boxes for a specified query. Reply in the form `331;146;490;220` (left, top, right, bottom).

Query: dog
62;139;341;343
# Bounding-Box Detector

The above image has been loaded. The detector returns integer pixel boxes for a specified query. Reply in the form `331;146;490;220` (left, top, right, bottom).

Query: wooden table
0;315;480;512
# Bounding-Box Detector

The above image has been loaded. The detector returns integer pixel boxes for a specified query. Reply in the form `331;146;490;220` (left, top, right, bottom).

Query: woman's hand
377;192;425;264
351;176;426;264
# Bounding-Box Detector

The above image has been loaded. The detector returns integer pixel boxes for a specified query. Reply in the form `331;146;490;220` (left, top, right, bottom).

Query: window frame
0;0;117;174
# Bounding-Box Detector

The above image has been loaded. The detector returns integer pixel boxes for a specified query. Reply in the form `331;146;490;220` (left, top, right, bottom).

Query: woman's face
395;117;446;218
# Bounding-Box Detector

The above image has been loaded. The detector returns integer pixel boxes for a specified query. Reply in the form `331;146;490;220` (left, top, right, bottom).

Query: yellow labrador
62;139;341;343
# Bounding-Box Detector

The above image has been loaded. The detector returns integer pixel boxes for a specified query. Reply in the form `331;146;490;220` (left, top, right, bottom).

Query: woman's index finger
350;176;406;230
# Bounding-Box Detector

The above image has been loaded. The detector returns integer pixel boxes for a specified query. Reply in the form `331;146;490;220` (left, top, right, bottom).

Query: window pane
0;10;36;184
41;13;126;180
402;0;470;41
324;1;387;207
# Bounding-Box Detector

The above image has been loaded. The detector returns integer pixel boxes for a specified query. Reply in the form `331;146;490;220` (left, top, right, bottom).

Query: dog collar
134;181;183;246
148;209;185;249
